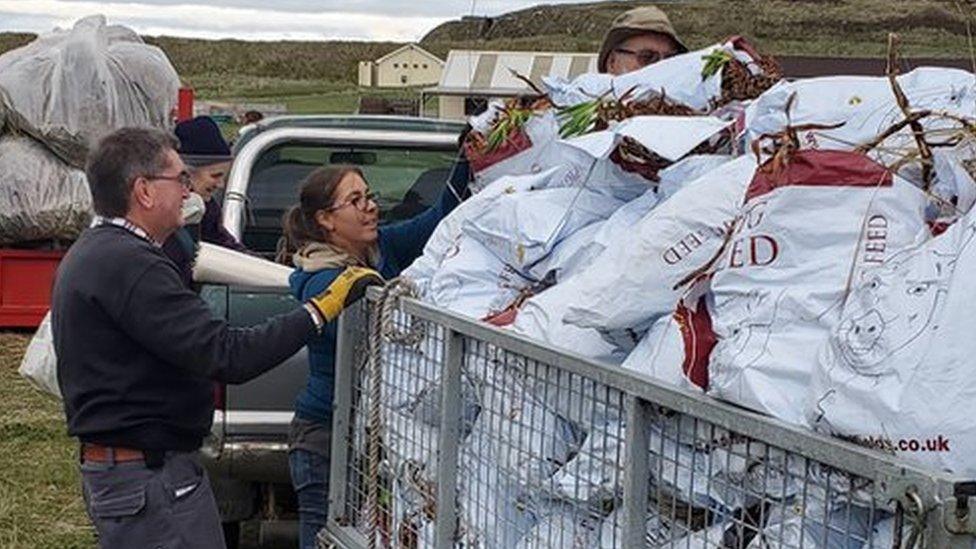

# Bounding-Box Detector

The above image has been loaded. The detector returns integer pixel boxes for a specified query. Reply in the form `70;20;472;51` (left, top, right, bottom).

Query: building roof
374;43;444;66
425;49;598;96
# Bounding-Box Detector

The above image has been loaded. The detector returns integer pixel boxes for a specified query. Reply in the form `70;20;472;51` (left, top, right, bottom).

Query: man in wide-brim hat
598;5;688;75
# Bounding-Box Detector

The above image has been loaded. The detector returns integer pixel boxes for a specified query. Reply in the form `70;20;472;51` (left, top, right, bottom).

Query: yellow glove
307;266;383;323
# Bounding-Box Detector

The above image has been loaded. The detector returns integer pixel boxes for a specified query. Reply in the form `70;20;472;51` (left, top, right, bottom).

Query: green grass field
0;332;96;549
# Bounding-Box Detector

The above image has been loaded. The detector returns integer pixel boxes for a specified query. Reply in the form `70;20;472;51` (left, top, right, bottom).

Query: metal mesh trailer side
320;290;976;548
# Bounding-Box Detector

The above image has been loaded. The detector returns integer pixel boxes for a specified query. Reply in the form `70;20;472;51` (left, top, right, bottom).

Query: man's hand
307;266;384;323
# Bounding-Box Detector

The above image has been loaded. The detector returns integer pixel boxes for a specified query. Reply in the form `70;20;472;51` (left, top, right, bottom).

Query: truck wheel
223;521;241;549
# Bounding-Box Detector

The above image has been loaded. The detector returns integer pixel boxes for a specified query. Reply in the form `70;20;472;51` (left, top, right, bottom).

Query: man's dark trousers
80;452;224;548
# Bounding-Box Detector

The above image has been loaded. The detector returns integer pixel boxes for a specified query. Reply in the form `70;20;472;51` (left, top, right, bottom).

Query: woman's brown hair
277;165;364;265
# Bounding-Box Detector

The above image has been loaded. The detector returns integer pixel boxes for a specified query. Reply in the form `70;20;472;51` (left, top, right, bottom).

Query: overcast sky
0;0;590;41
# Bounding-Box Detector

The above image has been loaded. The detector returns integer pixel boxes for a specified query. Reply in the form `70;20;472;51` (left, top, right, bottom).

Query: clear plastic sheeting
0;136;92;245
0;15;180;168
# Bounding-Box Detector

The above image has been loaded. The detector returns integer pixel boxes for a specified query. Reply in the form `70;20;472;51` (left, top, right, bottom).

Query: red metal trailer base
0;249;64;328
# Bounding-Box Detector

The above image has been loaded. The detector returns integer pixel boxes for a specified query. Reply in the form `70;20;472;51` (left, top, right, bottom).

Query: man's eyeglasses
613;47;676;67
145;170;192;190
328;190;377;212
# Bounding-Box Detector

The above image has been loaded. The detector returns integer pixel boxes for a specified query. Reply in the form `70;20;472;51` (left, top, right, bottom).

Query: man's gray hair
85;127;180;217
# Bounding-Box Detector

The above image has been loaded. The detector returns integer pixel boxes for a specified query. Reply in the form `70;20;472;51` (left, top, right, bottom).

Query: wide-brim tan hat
598;5;688;73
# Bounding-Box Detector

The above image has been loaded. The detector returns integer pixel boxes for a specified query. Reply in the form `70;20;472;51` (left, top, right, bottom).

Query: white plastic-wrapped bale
0;15;180;168
0;136;92;244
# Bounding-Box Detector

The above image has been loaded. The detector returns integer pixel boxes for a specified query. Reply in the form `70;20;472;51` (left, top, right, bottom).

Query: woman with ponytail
283;160;470;548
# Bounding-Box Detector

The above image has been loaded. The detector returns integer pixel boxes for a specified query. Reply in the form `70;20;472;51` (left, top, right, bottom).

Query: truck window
244;142;458;255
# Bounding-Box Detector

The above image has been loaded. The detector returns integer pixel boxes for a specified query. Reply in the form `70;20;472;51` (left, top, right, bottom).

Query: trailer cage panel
320;288;976;548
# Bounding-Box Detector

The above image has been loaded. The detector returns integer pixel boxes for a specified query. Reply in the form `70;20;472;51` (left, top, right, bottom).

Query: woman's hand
306;266;383;323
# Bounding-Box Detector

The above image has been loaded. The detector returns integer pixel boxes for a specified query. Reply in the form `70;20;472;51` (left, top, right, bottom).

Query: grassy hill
421;0;976;58
0;0;973;114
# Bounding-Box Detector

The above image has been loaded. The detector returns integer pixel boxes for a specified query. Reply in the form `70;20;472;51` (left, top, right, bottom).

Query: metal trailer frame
320;290;976;548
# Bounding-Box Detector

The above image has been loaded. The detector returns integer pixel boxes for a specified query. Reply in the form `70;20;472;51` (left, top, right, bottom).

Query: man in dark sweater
51;127;380;549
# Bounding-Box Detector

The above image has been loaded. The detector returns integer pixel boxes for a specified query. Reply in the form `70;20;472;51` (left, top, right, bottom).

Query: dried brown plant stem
886;32;935;190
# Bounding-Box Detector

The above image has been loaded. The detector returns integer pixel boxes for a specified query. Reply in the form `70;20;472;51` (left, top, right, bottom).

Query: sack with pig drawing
809;204;976;476
706;143;930;427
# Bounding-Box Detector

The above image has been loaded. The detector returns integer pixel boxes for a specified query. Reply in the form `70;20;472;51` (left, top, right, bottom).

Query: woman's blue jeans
288;448;329;549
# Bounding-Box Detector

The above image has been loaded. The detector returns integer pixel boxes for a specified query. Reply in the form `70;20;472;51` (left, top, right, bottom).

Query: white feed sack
561;115;734;202
621;311;707;394
0;15;180;167
545;38;779;111
403;169;550;315
425;234;527;319
456;356;584;548
743;68;976;169
508;189;664;364
810;205;976;477
707;149;930;427
467;112;597;193
461;186;623;274
595;506;729;549
563;155;757;335
746;500;881;549
514;503;602;549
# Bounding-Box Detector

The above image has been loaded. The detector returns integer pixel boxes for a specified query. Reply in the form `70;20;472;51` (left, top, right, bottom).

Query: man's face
606;33;679;76
190;160;231;201
144;149;190;239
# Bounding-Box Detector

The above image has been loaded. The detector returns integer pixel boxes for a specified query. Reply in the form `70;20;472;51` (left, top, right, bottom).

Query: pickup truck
199;115;465;546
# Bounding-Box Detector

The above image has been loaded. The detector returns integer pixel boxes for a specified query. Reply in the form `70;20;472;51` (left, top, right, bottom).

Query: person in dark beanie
597;5;688;75
175;115;248;252
51;127;382;549
162;116;247;287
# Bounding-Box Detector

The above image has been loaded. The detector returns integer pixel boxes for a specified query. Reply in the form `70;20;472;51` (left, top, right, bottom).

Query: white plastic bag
18;311;61;399
621;309;707;394
403;169;546;298
545;38;779;111
467;112;595;193
510;282;629;365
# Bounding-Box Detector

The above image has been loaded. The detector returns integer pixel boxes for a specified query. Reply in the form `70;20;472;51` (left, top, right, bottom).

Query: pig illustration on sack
829;222;976;378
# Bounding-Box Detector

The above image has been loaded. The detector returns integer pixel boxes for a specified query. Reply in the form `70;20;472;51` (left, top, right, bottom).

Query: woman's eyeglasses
328;190;377;212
